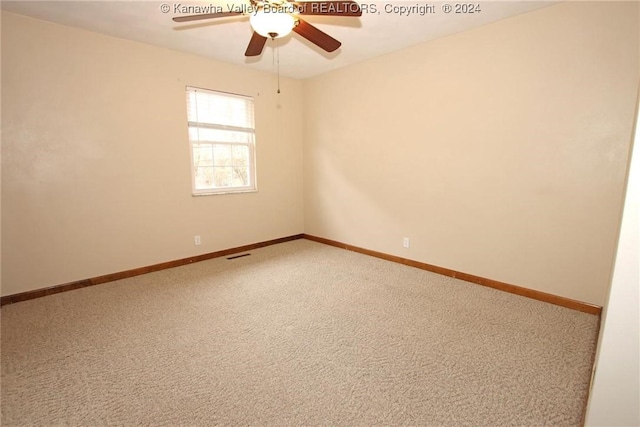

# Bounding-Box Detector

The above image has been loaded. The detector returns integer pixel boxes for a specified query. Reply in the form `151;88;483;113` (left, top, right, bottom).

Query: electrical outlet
403;237;410;248
194;235;201;246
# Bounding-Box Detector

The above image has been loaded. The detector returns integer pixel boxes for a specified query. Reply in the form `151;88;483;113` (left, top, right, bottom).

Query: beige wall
303;1;639;306
1;12;304;296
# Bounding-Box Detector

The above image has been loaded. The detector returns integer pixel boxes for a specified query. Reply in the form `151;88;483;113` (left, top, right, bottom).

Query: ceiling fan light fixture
250;10;296;39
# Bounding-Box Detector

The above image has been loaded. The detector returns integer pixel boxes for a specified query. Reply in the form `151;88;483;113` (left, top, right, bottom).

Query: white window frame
185;86;257;196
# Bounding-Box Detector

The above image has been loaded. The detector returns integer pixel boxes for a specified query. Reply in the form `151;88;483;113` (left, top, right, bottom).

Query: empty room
1;0;638;425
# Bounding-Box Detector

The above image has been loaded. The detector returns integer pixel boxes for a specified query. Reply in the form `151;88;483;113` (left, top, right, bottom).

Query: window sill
192;189;258;197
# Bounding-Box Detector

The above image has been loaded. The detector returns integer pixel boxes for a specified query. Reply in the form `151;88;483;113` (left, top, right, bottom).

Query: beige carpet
1;239;599;426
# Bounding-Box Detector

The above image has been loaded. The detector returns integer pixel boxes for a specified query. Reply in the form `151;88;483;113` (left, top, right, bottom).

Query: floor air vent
226;253;251;260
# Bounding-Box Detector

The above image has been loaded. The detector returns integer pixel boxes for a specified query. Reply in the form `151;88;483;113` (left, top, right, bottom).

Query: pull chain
270;37;282;94
276;38;281;94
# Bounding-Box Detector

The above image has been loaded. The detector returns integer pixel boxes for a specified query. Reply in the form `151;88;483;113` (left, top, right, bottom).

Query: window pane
231;145;249;186
193;144;250;190
213;145;232;167
194;166;214;189
193;144;213;167
232;167;249;186
232;145;249;167
213;167;232;187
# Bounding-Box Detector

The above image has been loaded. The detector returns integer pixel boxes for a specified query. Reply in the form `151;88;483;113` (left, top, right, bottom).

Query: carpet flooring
1;239;599;426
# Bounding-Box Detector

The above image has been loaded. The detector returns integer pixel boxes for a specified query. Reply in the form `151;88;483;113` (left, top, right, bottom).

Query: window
185;86;257;195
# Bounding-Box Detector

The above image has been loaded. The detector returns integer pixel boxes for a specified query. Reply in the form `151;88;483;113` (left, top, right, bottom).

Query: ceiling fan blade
292;1;362;16
245;32;268;57
293;19;341;52
172;11;243;23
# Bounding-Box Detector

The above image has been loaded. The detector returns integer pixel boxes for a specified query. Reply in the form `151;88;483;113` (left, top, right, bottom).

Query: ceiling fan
173;0;362;57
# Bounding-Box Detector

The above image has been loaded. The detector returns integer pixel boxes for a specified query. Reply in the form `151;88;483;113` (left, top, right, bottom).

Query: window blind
186;87;255;132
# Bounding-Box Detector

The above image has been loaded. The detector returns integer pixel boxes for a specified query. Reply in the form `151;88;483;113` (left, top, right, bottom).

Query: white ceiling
1;0;557;79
